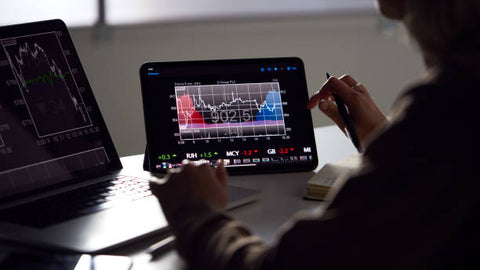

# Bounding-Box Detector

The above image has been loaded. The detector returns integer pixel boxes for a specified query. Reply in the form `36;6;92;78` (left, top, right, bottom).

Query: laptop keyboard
0;175;152;228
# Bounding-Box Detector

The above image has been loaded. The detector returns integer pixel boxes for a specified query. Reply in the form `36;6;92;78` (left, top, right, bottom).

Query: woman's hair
403;0;480;63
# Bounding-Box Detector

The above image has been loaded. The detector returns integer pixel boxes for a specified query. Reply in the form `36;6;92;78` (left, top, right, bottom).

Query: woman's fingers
327;77;359;104
307;75;358;135
308;73;389;147
340;74;369;95
307;76;352;109
215;160;228;189
306;90;323;109
318;99;347;135
339;74;358;87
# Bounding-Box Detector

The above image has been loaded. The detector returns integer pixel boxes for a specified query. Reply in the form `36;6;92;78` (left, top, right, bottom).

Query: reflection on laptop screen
0;20;121;198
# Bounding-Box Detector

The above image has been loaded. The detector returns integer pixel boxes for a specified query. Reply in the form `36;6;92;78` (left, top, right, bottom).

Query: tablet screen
140;57;317;174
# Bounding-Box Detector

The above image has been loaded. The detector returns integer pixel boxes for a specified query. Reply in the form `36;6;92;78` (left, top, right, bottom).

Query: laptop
0;19;172;254
0;19;259;254
139;58;318;174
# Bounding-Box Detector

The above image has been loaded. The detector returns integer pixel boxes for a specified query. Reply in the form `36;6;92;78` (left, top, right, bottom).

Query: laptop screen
140;58;318;174
0;20;121;198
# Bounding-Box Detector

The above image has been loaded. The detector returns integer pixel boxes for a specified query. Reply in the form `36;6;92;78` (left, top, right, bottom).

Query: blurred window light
0;0;376;28
0;0;97;27
106;0;376;25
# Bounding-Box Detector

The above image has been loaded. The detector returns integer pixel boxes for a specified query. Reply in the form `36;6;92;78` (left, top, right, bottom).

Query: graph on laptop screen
3;32;92;137
0;21;120;197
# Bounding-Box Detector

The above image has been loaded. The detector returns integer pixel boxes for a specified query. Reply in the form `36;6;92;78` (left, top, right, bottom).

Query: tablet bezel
140;57;318;175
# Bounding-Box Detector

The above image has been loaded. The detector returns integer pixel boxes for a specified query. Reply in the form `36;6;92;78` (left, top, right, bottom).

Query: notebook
0;19;169;253
304;153;361;200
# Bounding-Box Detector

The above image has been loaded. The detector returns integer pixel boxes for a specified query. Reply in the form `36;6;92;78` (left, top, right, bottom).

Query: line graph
175;82;286;140
2;32;92;138
22;70;71;88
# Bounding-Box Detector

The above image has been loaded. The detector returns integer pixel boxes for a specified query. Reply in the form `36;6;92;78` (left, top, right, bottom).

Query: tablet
140;57;318;174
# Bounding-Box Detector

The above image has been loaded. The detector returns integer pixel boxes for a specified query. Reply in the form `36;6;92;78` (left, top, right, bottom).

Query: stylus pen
326;73;363;153
148;235;176;261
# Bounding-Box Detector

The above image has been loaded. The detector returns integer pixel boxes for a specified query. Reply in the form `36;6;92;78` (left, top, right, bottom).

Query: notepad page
308;153;362;187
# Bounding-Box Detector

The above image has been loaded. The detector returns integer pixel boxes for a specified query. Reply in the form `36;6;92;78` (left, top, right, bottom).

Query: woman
150;0;480;268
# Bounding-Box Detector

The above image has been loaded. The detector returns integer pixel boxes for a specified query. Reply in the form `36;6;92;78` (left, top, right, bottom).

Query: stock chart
3;32;91;138
175;82;286;140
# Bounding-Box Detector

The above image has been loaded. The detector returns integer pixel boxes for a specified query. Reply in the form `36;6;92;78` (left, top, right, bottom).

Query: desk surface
119;125;356;269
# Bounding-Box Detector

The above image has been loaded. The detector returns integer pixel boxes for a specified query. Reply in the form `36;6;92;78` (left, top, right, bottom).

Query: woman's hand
149;160;228;227
307;74;388;147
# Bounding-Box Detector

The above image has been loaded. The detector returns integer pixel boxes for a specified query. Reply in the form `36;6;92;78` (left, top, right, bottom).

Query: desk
120;125;356;269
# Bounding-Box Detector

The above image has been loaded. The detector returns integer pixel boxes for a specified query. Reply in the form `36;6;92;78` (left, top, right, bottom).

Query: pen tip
326;72;331;78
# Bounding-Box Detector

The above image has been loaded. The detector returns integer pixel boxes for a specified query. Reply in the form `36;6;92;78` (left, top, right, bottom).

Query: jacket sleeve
171;200;271;270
